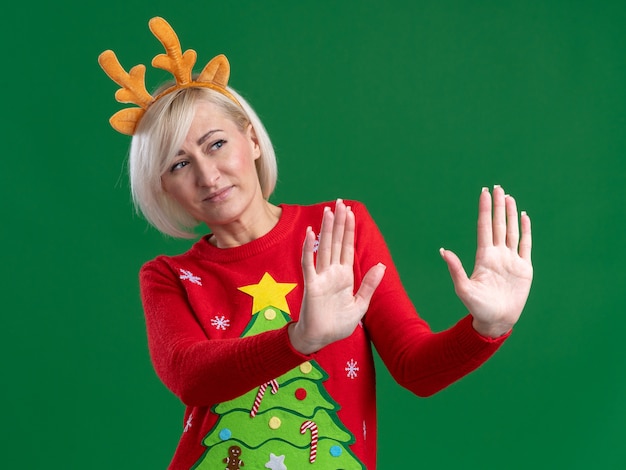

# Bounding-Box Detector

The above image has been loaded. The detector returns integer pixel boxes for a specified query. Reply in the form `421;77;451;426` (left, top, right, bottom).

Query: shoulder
283;198;369;214
139;237;208;279
282;199;377;231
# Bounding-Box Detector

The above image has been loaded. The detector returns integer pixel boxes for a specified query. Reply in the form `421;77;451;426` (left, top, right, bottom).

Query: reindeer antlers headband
98;17;240;135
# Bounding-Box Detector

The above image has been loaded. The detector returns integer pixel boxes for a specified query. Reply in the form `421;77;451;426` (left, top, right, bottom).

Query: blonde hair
128;86;277;238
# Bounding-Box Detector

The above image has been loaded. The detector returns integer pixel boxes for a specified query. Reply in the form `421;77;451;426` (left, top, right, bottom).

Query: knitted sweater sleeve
353;202;509;397
139;260;308;408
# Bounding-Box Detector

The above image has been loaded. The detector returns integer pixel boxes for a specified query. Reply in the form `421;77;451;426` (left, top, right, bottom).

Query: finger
477;187;493;248
330;199;347;264
492;185;506;245
505;194;520;249
439;248;470;297
316;206;334;270
354;263;386;308
340;205;356;266
301;226;317;280
519;211;532;261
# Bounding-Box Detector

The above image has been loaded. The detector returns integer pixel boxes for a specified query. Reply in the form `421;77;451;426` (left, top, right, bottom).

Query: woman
100;17;532;470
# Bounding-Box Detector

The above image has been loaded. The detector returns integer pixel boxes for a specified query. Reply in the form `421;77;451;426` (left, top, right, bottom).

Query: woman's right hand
288;199;386;355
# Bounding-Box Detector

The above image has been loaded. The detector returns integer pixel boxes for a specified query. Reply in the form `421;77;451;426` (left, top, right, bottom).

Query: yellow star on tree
238;272;297;314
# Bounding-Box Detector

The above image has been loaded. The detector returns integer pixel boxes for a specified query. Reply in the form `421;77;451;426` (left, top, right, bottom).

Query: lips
203;186;233;203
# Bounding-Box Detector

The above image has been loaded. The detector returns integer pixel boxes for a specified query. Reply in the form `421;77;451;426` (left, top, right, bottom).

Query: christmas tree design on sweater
192;272;365;469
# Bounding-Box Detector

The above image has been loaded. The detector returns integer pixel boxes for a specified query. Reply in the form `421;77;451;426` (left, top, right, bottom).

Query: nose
195;158;220;187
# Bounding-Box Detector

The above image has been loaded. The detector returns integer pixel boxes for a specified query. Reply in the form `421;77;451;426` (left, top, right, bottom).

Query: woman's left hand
439;185;533;338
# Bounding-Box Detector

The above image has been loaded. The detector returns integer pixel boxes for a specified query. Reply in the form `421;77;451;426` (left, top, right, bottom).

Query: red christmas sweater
139;201;509;469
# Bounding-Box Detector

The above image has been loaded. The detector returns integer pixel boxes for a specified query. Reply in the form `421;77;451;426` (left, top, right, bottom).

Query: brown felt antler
98;17;239;136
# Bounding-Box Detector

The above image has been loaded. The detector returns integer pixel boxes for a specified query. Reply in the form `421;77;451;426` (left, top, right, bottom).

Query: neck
208;201;282;248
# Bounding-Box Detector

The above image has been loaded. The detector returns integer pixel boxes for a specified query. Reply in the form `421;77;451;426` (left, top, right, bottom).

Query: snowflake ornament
179;269;202;286
312;232;321;253
345;359;359;379
265;453;287;470
211;315;230;330
184;413;193;433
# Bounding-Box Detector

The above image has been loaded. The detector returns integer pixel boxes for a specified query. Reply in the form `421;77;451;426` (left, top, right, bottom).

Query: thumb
354;263;386;307
439;248;469;293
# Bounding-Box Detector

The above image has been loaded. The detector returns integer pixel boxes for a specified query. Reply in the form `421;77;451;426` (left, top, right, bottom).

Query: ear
197;54;230;87
246;124;261;160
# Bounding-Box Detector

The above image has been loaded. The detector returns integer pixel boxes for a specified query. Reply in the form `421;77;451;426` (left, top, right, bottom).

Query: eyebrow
176;129;223;156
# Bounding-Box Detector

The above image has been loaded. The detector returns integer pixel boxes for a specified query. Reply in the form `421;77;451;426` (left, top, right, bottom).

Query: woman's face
160;100;264;230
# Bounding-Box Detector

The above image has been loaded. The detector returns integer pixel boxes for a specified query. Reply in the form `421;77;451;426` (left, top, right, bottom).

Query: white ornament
210;315;230;330
179;269;202;286
345;359;359;379
265;453;287;470
312;233;320;253
184;413;193;433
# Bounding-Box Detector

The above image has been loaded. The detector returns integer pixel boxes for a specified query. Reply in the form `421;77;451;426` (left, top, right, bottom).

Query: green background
2;0;625;468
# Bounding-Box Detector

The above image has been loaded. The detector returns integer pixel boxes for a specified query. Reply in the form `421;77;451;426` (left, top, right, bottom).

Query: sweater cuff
454;314;510;357
242;324;311;376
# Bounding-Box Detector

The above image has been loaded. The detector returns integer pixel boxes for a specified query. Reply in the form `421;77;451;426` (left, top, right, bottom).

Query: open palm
440;186;533;338
289;200;386;355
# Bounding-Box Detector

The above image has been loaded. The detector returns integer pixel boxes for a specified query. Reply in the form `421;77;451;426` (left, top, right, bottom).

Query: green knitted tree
192;273;365;469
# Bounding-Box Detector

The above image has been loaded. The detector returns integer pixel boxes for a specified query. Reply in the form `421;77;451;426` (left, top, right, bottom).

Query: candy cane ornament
250;379;279;417
300;420;319;463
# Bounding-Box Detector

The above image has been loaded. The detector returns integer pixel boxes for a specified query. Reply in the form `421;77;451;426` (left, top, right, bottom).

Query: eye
210;139;226;151
169;160;189;172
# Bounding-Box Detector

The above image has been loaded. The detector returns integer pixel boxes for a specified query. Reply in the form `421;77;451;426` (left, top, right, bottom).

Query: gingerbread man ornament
223;445;244;469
